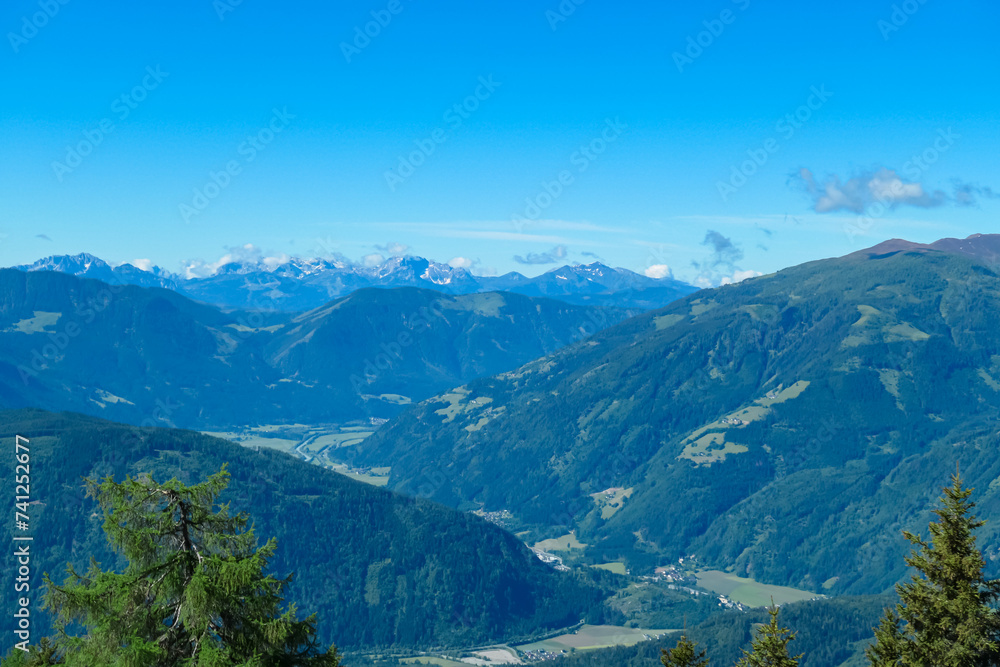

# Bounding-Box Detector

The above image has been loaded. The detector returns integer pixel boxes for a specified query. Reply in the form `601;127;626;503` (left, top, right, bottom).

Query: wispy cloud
374;241;410;255
513;244;568;265
691;230;761;287
952;181;998;207
702;230;744;267
374;219;626;238
433;230;578;244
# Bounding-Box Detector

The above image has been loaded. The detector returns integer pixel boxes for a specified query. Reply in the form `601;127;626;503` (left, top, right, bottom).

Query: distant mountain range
0;270;636;427
351;233;1000;596
12;253;699;312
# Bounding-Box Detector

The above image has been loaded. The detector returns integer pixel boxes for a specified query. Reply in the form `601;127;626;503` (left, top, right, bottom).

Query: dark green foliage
356;247;1000;594
0;638;60;666
736;605;801;667
866;473;1000;666
661;635;708;667
36;467;339;666
0;410;606;650
599;579;722;629
866;613;904;667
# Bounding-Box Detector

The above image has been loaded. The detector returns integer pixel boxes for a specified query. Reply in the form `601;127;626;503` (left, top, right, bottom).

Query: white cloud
129;259;154;272
796;167;959;213
644;264;673;279
448;256;497;276
262;254;291;269
362;253;384;267
182;244;285;279
375;242;410;255
720;269;762;285
692;269;761;288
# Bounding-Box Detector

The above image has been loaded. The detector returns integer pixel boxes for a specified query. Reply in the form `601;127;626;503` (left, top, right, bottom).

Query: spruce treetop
867;471;1000;667
735;603;801;667
20;466;340;667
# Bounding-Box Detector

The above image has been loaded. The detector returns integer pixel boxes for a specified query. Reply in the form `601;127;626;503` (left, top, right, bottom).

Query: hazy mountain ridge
12;252;699;311
352;234;1000;596
0;269;634;428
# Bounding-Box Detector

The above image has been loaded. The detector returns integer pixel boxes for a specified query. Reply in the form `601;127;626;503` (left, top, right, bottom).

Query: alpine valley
350;234;1000;597
3;234;1000;667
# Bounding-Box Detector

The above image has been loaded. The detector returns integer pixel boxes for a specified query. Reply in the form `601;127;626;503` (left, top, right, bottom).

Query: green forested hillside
0;409;606;649
0;270;632;427
353;242;1000;595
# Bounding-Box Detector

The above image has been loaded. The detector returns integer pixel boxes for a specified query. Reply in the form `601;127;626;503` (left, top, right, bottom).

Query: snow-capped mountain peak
8;252;699;312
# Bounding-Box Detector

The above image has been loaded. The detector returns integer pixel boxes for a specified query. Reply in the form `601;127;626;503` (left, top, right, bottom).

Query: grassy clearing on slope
679;433;748;465
695;570;822;607
336;472;389;486
590;487;634;519
4;311;62;334
591;562;627;575
677;381;810;466
653;314;684;330
533;532;587;552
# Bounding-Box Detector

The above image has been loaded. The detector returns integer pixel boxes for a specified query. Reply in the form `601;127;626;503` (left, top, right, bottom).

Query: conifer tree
661;634;709;667
27;466;340;666
0;638;60;666
865;611;904;667
866;471;1000;667
735;603;801;667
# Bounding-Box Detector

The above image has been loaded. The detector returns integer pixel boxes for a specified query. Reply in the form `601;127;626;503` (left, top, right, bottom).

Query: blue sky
1;0;997;285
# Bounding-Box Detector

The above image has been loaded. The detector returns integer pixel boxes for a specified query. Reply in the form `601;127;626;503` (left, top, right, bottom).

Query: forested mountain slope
0;409;606;649
354;236;1000;595
0;270;631;427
